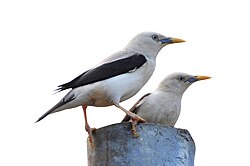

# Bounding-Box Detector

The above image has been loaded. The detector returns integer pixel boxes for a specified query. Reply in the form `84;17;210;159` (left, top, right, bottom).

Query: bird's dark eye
178;76;185;81
151;35;159;41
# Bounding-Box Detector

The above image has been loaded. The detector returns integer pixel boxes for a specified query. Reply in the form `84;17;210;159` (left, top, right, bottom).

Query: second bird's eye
178;76;185;81
152;35;159;41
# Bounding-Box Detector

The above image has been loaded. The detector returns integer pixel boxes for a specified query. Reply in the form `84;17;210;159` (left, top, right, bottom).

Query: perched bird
122;72;211;126
36;32;185;144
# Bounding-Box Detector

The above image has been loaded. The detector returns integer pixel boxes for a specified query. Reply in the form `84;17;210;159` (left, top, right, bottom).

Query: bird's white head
156;72;211;95
125;32;185;58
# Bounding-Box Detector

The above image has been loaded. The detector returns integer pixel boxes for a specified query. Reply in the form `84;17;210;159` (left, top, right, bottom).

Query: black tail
35;109;54;123
35;93;75;123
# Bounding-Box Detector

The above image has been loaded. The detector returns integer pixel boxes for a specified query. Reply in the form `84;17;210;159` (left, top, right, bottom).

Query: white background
1;0;250;165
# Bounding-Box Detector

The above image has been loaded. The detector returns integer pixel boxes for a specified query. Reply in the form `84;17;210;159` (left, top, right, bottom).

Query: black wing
121;93;151;122
56;53;147;91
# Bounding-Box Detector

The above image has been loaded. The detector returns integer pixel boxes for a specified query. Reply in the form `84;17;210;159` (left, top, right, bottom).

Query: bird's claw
132;115;146;123
90;127;97;132
87;128;97;149
131;121;140;138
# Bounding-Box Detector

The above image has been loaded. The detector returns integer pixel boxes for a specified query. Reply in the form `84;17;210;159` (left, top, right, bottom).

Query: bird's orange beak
195;75;211;81
160;37;186;45
170;38;186;43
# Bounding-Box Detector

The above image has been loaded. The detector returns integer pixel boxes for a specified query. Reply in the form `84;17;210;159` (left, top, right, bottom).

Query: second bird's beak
160;37;186;45
186;75;211;83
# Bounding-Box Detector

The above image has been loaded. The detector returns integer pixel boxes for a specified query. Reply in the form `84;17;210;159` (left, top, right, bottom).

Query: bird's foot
131;121;140;138
85;125;97;149
132;115;146;123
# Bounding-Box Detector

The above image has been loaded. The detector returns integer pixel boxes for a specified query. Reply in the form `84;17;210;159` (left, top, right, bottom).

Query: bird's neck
124;46;159;59
157;87;185;98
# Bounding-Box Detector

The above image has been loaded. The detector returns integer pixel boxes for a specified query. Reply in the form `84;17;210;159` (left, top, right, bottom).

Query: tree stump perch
87;123;195;166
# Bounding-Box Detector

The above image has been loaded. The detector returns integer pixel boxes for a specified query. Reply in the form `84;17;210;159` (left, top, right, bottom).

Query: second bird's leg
82;105;96;148
114;103;145;137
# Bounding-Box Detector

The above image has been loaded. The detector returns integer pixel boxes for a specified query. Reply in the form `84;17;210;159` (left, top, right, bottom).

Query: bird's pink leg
82;105;96;148
82;105;90;132
114;104;146;123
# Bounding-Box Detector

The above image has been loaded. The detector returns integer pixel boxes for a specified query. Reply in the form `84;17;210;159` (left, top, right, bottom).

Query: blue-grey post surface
87;123;195;166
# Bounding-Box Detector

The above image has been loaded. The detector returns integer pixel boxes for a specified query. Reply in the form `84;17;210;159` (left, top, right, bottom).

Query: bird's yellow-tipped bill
170;38;186;43
195;76;211;81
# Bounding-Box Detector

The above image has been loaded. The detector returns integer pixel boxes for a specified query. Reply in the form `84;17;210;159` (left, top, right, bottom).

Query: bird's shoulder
134;93;152;108
99;50;137;64
121;93;151;122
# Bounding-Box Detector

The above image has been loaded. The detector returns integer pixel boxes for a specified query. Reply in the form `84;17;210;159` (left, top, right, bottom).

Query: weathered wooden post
87;123;195;166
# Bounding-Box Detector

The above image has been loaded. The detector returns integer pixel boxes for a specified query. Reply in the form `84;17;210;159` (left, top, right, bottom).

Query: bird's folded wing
56;53;147;92
121;93;151;122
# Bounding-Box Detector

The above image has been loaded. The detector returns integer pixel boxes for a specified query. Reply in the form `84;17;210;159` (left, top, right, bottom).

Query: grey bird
36;32;185;145
122;72;211;126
